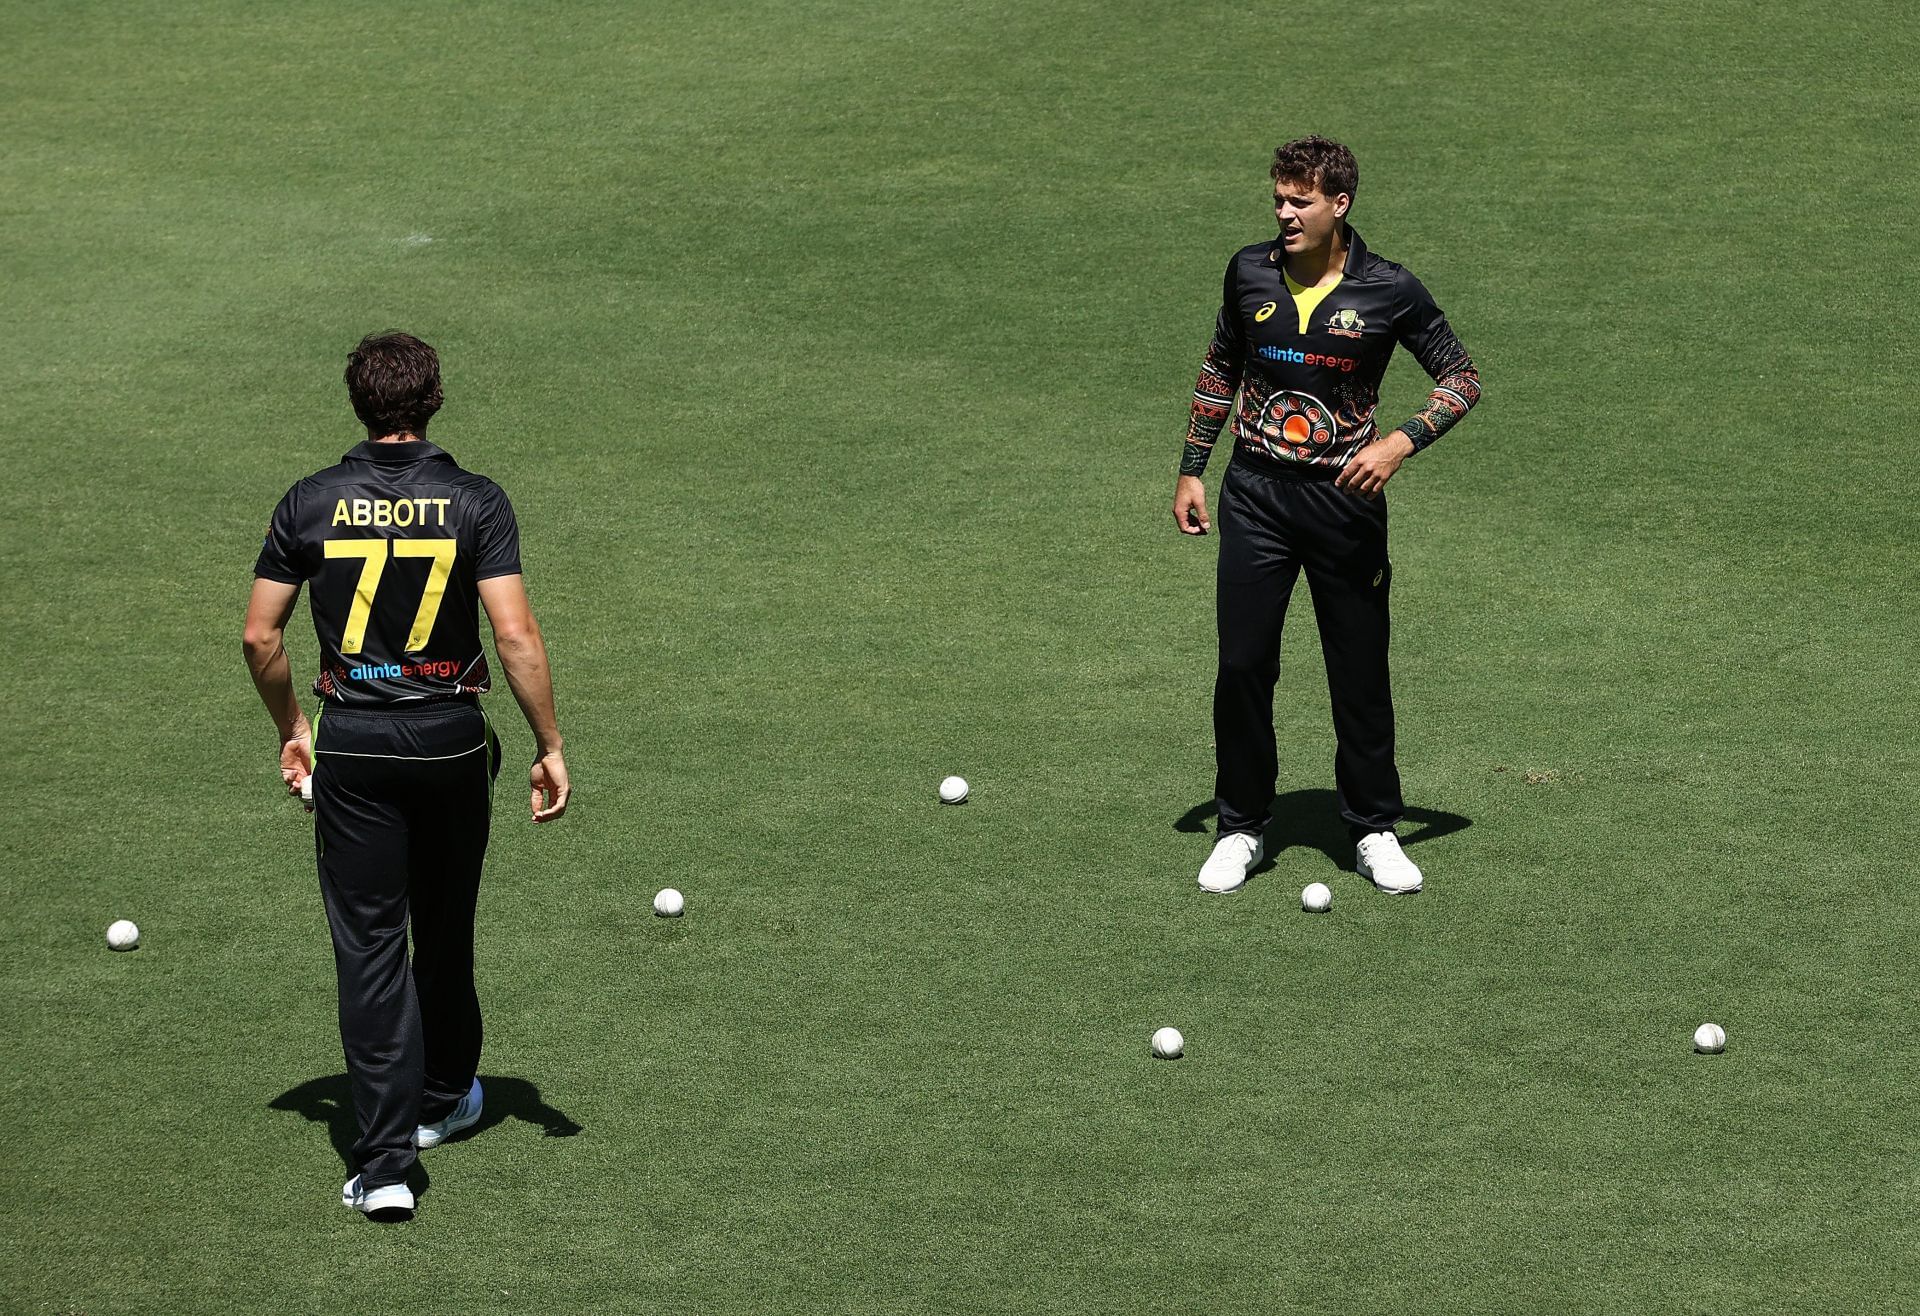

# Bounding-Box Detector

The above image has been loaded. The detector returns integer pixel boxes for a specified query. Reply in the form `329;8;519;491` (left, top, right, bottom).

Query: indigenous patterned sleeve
1180;260;1246;476
1391;270;1481;452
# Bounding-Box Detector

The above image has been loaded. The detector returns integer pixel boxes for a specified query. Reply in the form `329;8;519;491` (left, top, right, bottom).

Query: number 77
323;538;458;654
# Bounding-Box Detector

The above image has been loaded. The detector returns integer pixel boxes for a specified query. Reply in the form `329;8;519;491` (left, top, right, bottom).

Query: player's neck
1283;229;1348;287
367;429;426;445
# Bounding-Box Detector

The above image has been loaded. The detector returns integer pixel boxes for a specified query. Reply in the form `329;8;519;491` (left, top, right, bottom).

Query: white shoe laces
1217;833;1258;862
1360;833;1405;865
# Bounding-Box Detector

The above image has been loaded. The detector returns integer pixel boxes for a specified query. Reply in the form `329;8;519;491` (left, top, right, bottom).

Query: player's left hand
279;723;313;795
1335;430;1415;500
530;749;571;823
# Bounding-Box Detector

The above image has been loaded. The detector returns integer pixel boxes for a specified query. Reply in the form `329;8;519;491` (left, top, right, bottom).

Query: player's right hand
530;750;571;823
1173;475;1210;535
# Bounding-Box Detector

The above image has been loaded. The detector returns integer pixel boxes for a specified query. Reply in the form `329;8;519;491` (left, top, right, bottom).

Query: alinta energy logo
347;659;463;681
1257;344;1358;372
1325;308;1366;339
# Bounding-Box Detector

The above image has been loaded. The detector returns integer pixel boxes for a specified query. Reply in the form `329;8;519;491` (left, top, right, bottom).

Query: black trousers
1213;460;1404;840
311;700;499;1188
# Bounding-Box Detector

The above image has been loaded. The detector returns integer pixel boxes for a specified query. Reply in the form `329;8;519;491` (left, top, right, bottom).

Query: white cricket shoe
1356;831;1423;894
341;1174;415;1218
415;1077;483;1149
1197;832;1265;894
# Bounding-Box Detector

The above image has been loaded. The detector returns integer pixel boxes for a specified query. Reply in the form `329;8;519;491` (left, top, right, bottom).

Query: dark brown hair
1270;136;1359;201
345;332;443;436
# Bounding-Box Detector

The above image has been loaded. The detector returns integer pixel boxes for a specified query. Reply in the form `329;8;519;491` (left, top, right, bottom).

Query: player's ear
1333;193;1351;218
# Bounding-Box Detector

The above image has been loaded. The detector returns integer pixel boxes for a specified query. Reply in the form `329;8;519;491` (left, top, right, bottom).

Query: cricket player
242;332;570;1219
1174;136;1480;895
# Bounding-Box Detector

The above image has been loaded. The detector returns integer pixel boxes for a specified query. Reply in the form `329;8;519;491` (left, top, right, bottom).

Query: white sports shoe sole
341;1175;415;1218
416;1077;484;1149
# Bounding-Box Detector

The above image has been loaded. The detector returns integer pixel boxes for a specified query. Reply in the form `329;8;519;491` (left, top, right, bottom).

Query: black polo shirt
254;440;521;708
1193;226;1474;475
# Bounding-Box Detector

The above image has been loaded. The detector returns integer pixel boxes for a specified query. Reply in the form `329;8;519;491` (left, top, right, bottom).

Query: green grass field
4;0;1917;1310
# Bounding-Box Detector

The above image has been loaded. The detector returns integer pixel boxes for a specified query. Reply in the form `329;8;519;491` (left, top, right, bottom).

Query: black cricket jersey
254;440;521;708
1181;226;1481;477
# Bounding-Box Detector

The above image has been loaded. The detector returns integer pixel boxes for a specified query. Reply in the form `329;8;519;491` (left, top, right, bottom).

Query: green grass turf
3;0;1918;1310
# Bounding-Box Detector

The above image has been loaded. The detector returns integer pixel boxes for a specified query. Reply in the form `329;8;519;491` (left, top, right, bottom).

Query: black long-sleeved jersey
1181;227;1480;476
254;440;521;708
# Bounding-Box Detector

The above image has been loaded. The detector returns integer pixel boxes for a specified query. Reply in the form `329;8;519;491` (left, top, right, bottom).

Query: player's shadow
268;1073;584;1169
1174;789;1471;876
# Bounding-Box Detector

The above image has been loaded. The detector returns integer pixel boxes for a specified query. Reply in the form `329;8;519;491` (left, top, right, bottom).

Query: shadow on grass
1174;788;1471;876
269;1073;584;1168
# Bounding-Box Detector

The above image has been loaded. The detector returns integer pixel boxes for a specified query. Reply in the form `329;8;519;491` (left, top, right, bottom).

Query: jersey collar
1341;225;1369;275
344;439;453;465
1268;224;1370;276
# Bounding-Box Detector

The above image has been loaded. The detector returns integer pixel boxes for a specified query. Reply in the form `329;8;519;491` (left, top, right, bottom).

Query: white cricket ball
1693;1022;1726;1054
653;887;685;918
299;774;314;804
106;919;140;952
938;775;969;805
1301;881;1332;913
1150;1026;1184;1059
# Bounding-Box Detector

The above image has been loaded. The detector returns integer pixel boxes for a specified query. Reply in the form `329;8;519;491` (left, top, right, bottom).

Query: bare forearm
243;635;306;741
495;626;563;755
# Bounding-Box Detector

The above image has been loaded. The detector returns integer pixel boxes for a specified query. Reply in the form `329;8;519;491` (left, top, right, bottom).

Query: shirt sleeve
253;485;307;583
1180;257;1247;476
470;483;523;580
1391;270;1482;453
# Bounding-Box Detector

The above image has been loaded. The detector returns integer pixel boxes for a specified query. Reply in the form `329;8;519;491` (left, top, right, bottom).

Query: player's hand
1335;431;1415;500
530;750;570;822
1173;475;1211;535
279;722;313;796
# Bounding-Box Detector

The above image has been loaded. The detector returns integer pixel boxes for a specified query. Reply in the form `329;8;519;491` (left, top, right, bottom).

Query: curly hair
1270;136;1359;202
345;332;444;437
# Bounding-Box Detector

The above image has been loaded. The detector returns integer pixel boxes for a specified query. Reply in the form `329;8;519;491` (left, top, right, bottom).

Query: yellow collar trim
1283;271;1343;335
